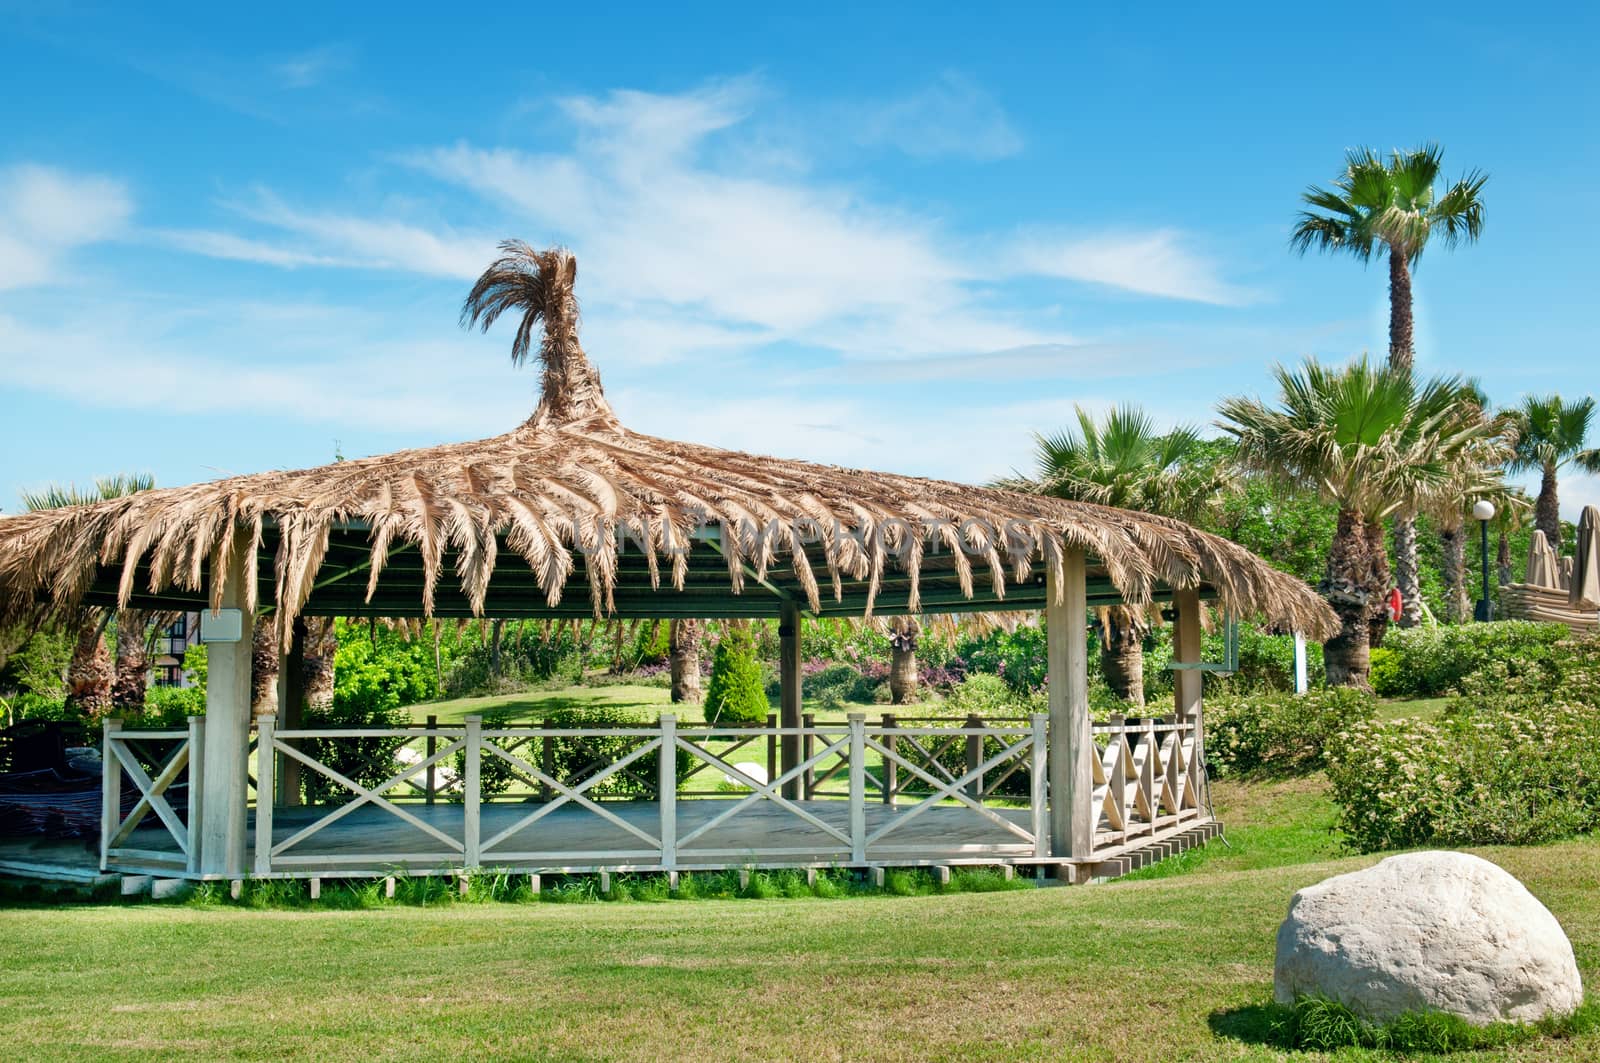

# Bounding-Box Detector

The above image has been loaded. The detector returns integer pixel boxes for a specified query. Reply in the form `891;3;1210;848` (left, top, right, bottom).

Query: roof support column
779;600;803;800
1172;587;1206;802
275;618;305;807
1047;547;1093;874
198;541;253;877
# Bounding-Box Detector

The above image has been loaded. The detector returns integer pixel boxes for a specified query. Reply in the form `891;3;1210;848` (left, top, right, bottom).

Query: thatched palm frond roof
0;245;1338;644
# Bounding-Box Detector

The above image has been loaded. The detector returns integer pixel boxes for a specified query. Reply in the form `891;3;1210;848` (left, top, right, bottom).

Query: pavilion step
1087;821;1221;882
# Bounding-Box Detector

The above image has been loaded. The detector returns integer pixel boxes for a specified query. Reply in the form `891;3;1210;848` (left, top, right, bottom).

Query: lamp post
1472;499;1496;622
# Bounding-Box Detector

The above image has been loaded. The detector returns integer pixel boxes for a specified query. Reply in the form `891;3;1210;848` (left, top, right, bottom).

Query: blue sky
2;3;1597;517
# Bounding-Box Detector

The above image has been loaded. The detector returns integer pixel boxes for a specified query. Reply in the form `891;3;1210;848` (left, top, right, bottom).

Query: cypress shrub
705;628;770;724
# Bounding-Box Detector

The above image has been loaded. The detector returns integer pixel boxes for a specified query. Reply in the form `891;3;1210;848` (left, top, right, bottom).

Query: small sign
200;608;244;644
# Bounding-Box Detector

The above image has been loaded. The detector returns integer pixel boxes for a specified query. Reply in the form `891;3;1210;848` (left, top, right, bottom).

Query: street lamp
1472;499;1496;622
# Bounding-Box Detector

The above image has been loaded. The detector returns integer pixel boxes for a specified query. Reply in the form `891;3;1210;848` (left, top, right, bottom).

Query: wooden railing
1089;713;1205;855
99;711;1212;878
101;718;201;876
240;713;1051;876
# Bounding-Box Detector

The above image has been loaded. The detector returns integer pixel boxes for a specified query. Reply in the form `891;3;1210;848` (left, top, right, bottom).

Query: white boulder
1274;851;1582;1025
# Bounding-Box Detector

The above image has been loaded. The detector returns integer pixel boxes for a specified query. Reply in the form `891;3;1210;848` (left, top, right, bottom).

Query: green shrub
803;664;861;709
1327;637;1600;852
1248;996;1600;1053
1206;688;1376;779
705;628;770;724
1369;621;1568;697
469;704;689;800
298;698;411;806
136;686;205;729
938;673;1031;719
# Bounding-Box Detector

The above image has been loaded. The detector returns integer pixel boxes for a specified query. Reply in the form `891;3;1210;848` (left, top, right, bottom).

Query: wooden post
101;719;122;872
964;713;983;799
425;714;438;805
1047;548;1093;868
1030;713;1048;858
848;713;866;863
1173;588;1206;804
186;715;205;876
275;618;305;807
658;714;677;870
882;712;897;807
463;715;482;869
780;601;802;800
253;713;275;877
802;712;816;799
765;712;777;785
199;542;254;878
541;718;555;803
1293;632;1308;694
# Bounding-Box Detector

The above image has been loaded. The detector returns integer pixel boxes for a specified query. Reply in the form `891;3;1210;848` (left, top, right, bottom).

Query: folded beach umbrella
1526;529;1559;588
1570;506;1600;611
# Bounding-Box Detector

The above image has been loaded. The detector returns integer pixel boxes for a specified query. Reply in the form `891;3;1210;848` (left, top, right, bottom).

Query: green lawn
2;775;1597;1060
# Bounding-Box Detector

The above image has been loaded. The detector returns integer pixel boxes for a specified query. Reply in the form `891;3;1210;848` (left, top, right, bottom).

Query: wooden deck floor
112;797;1044;876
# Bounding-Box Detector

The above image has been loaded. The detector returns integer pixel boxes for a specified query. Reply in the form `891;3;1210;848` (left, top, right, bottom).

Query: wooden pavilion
0;245;1336;887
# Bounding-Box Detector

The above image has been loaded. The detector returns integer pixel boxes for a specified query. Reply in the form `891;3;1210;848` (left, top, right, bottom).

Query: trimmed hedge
1368;621;1568;698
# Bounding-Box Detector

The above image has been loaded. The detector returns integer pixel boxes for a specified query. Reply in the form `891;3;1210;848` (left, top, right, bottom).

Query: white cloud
1012;229;1260;306
271;45;350;90
0;165;132;289
851;72;1023;160
1565;472;1600;523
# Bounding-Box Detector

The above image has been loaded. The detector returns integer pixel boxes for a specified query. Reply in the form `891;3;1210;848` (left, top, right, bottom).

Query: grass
4;774;1598;1060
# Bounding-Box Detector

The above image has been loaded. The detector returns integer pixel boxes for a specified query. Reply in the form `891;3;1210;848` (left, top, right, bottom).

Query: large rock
1274;851;1582;1025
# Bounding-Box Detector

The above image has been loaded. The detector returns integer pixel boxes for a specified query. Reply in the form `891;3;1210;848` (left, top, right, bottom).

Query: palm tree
21;474;157;717
888;617;920;704
1219;358;1504;686
1008;405;1231;705
1504;394;1600;551
1292;144;1488;628
668;619;702;703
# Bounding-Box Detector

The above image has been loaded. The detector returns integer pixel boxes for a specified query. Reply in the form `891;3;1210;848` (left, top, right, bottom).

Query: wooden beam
1047;548;1092;868
275;618;306;807
1173;588;1205;804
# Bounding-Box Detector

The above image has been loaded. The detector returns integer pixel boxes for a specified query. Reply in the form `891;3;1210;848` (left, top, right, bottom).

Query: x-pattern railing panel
675;729;853;850
105;731;191;857
478;733;665;853
864;727;1037;847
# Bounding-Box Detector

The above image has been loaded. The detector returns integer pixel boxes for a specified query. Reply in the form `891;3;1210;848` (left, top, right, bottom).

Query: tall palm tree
1292;144;1488;628
21;474;157;717
1220;358;1504;686
1008;405;1232;705
1504;394;1600;551
668;619;702;703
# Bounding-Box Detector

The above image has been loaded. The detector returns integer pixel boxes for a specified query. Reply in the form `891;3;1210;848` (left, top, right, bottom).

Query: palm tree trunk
1099;606;1148;705
66;618;113;719
888;617;920;705
669;619;702;703
251;622;279;715
1365;519;1392;649
1536;463;1562;550
1321;510;1376;688
302;617;338;710
490;619;506;677
111;611;151;712
1387;248;1414;370
1392;517;1423;628
1440;525;1469;623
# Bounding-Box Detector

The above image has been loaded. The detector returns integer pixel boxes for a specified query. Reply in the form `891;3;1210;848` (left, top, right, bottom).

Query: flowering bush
1204;688;1376;778
1367;621;1568;698
1327;637;1600;853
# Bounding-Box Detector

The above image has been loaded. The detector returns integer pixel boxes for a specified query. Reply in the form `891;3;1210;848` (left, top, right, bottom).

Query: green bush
705;628;770;724
137;686;205;729
1205;688;1376;779
938;673;1038;720
1368;621;1568;698
1327;637;1600;852
467;704;689;800
803;664;860;709
298;698;411;806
